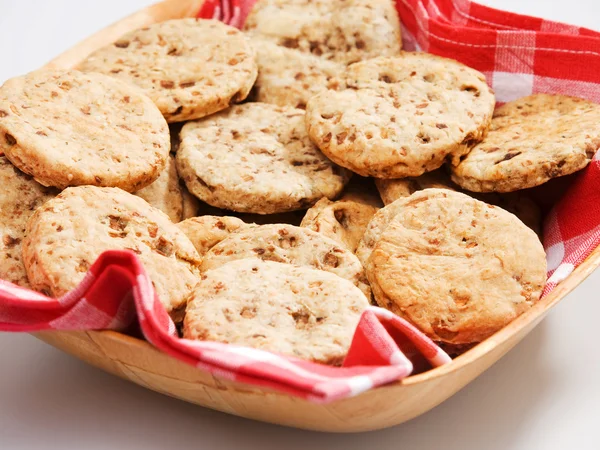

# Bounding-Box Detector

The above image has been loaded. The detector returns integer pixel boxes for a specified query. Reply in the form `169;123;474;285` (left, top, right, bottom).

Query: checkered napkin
1;0;599;403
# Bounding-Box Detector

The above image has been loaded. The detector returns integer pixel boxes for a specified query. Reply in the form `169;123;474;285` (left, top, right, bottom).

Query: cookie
22;186;201;317
301;198;378;252
365;189;546;345
177;215;248;257
305;53;495;178
340;175;384;208
176;102;350;214
136;155;183;222
184;257;369;365
244;0;401;65
181;183;202;220
201;223;371;297
0;157;55;287
375;169;455;205
79;18;257;123
0;70;169;191
250;37;344;109
451;94;600;192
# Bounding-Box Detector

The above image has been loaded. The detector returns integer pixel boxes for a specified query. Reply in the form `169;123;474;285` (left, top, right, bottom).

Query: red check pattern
1;0;599;403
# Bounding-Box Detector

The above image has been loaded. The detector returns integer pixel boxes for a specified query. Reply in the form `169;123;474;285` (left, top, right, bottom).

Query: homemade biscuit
184;258;369;365
177;215;248;257
244;0;401;65
250;37;344;109
177;103;350;214
79;19;257;122
306;54;495;178
0;70;169;191
366;189;546;345
136;155;183;222
201;223;371;297
451;94;600;192
301;198;378;252
0;157;55;287
22;186;201;317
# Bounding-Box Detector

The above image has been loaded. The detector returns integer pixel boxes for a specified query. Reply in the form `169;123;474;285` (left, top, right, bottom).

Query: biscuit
136;155;183;222
0;70;169;191
184;258;369;365
305;54;495;178
451;94;600;192
22;186;201;317
474;192;542;237
201;223;371;297
244;0;401;65
301;198;378;252
177;215;248;257
250;37;344;109
79;19;257;122
375;169;455;205
176;102;350;214
0;157;55;287
340;175;384;208
366;189;546;345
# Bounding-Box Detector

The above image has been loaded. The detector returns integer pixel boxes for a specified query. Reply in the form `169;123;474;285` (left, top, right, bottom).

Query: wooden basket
29;0;600;432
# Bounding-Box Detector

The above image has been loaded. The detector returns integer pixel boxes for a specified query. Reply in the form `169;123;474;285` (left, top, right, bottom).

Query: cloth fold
1;0;599;403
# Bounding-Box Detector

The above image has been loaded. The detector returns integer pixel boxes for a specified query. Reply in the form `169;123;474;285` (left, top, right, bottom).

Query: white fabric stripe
547;263;575;285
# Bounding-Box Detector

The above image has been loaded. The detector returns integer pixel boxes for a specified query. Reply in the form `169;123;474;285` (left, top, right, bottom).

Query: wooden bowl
29;0;600;432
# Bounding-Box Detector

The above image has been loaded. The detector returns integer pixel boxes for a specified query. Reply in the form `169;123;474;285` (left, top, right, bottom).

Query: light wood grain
30;0;600;432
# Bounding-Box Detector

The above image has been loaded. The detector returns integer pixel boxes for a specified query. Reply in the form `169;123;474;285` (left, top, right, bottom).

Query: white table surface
0;0;599;448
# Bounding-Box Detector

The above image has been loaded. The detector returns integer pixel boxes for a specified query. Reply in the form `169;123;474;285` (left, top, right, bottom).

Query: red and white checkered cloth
1;0;599;403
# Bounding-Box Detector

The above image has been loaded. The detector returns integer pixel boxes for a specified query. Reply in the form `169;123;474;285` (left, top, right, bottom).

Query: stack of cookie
1;0;599;364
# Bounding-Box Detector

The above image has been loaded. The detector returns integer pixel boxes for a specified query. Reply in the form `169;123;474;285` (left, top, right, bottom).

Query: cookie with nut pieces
201;223;371;298
305;53;495;178
22;186;201;318
176;102;350;214
451;94;600;192
79;19;257;122
0;70;170;191
365;189;546;346
184;258;369;365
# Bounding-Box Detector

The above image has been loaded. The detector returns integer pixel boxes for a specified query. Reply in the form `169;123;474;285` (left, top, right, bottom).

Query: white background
0;0;599;448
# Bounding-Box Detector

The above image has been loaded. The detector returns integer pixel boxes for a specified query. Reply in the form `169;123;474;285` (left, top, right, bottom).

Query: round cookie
184;258;369;365
0;70;169;191
451;94;600;192
250;37;344;109
176;102;350;214
474;192;542;237
305;53;495;178
365;189;547;345
177;215;249;257
22;186;201;317
201;223;371;298
244;0;401;65
375;169;455;205
0;157;56;287
79;18;257;123
301;198;378;252
135;155;183;222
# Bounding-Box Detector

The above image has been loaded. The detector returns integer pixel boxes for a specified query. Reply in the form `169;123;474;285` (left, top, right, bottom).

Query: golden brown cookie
177;215;248;257
201;223;371;297
451;94;600;192
22;186;201;317
305;53;495;178
375;169;455;205
0;70;169;191
176;102;350;214
184;258;369;365
250;37;344;109
0;157;55;287
79;19;257;122
301;198;378;252
365;189;546;345
135;155;183;222
244;0;401;65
